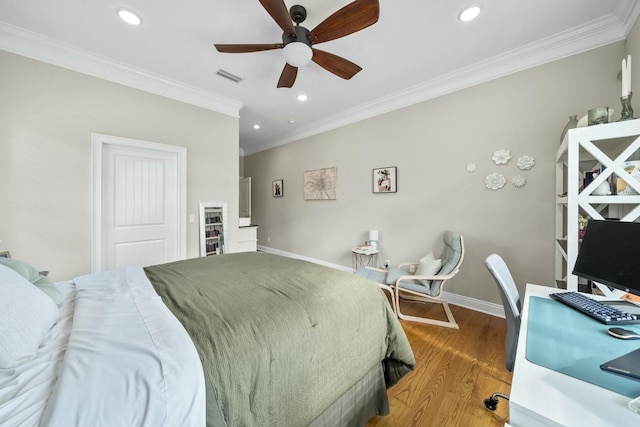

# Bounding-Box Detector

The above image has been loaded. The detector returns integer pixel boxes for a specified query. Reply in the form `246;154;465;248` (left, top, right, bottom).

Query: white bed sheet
0;281;75;426
0;267;205;427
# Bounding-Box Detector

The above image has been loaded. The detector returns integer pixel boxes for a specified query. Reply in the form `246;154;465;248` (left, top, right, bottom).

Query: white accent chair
358;231;464;329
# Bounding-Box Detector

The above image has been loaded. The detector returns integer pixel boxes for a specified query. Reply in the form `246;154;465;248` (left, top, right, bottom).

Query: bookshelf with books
199;202;228;256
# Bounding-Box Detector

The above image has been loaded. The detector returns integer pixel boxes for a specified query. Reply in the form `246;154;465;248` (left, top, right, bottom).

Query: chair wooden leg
395;291;459;329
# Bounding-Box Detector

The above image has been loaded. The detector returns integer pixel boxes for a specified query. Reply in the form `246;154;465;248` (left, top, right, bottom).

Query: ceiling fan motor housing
282;25;312;67
282;25;311;47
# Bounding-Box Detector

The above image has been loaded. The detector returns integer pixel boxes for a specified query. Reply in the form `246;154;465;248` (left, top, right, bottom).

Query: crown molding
242;10;637;155
1;3;637;156
0;21;243;118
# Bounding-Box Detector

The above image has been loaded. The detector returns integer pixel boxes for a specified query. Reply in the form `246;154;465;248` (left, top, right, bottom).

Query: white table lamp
368;229;379;249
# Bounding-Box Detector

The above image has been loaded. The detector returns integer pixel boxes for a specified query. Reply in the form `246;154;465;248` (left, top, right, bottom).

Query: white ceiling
0;1;638;155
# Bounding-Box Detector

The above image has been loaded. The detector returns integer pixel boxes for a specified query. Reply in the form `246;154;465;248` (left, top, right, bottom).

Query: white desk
510;284;640;426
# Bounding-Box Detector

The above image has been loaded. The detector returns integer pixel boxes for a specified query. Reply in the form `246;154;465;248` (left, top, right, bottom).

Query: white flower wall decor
466;163;477;173
517;155;536;170
492;149;511;165
480;149;536;190
511;175;527;188
485;172;507;190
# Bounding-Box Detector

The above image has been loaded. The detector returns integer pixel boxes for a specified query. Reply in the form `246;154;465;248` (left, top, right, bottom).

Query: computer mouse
607;327;640;339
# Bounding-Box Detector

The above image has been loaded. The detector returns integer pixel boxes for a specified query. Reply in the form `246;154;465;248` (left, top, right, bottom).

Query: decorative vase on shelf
560;115;578;143
618;92;635;121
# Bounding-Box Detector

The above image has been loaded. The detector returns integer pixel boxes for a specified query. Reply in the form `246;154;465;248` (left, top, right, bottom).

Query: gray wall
245;40;630;306
0;51;239;281
628;12;640;89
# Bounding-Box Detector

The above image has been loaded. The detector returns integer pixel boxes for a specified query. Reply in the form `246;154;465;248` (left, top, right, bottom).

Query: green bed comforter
144;252;415;427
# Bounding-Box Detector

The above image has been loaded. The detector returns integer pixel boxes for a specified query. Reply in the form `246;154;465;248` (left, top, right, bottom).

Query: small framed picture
272;179;283;197
373;167;397;193
0;251;10;258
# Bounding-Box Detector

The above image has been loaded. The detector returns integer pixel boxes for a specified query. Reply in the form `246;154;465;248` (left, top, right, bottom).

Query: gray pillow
0;258;62;305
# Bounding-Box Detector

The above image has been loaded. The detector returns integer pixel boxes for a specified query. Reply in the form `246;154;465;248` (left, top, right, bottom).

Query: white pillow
415;251;442;287
0;257;62;305
0;264;60;368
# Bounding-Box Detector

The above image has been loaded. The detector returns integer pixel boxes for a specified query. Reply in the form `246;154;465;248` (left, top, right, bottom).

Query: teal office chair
483;254;522;412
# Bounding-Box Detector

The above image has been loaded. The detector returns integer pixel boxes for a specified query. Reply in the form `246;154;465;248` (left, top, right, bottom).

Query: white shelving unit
556;120;640;292
199;202;228;257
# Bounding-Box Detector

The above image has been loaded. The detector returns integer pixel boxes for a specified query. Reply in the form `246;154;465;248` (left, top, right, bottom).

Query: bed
0;252;415;427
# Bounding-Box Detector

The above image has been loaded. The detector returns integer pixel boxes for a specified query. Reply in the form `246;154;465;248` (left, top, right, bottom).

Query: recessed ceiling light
297;94;308;102
288;119;296;124
458;5;481;22
253;124;261;130
118;9;142;25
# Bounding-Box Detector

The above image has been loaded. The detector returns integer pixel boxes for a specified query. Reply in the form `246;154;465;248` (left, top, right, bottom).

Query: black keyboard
550;291;640;324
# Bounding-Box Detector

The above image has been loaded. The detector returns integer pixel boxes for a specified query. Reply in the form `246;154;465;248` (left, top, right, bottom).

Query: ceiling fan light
283;42;313;67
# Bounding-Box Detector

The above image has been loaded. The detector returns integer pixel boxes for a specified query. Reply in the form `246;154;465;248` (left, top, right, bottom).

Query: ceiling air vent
216;69;243;83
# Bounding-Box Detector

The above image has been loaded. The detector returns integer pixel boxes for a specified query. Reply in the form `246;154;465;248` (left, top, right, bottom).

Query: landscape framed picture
373;167;397;193
272;179;283;197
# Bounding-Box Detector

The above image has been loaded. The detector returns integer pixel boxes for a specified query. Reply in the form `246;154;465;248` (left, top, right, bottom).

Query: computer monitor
572;219;640;297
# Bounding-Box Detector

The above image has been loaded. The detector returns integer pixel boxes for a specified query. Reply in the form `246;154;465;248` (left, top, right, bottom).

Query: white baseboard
257;245;505;319
258;245;352;272
441;290;504;318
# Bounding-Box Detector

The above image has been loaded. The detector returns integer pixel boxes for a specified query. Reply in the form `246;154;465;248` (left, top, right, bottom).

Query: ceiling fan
214;0;380;88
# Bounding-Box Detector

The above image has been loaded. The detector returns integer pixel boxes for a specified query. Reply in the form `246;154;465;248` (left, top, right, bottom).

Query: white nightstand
351;248;379;272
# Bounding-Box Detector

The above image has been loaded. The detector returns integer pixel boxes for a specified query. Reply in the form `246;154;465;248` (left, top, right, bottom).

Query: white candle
623;58;628;97
628;55;632;95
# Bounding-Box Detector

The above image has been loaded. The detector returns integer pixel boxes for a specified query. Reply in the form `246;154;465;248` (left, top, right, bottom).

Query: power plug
383;260;390;269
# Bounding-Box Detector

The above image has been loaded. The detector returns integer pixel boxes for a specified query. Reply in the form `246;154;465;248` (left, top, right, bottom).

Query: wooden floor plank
368;299;512;427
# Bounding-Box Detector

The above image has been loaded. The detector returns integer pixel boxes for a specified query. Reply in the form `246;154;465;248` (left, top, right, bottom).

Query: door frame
91;133;187;273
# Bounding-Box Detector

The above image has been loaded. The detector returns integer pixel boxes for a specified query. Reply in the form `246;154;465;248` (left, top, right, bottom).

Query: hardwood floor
367;298;512;427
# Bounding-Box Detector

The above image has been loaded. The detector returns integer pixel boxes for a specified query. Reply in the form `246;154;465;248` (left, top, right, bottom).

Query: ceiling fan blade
259;0;297;37
308;0;380;44
312;49;362;80
215;43;283;53
277;64;298;88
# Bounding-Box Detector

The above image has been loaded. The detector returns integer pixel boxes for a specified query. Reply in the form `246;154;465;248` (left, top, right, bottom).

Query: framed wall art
373;166;397;193
272;179;283;197
304;167;336;200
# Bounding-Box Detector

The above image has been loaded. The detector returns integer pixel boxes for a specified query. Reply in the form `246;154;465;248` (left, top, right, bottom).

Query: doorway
92;133;186;272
